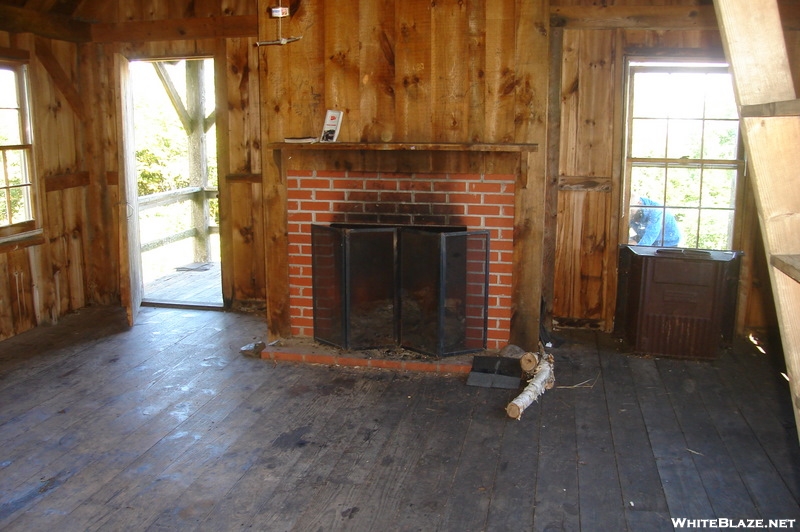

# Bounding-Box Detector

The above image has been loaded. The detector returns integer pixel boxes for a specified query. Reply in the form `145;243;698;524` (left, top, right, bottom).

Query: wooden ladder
715;0;800;441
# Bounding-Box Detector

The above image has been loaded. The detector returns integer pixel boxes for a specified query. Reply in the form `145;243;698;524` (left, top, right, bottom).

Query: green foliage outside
628;67;741;251
131;59;218;224
0;67;33;227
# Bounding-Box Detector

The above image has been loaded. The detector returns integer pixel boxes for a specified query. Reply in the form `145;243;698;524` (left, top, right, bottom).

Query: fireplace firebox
311;223;490;357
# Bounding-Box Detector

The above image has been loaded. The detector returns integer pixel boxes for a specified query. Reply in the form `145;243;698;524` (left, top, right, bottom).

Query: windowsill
0;228;45;252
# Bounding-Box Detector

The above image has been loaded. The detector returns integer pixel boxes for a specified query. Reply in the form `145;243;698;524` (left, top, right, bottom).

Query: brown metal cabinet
615;246;741;359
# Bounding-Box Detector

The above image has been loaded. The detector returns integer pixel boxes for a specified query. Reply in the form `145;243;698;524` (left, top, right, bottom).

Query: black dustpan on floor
466;356;522;389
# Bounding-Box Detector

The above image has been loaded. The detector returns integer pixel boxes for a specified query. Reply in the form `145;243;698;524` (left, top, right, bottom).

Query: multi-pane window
0;62;35;237
625;61;744;250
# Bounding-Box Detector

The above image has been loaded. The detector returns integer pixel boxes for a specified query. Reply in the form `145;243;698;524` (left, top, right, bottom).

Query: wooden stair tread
740;98;800;117
771;254;800;283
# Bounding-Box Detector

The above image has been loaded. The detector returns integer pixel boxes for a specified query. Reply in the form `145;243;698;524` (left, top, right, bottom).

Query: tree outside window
625;61;744;250
0;62;35;237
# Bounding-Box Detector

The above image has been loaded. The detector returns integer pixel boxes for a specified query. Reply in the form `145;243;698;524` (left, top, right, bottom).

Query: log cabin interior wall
0;0;792;347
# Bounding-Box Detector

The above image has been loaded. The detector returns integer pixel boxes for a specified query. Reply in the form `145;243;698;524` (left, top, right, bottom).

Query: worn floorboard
0;306;798;531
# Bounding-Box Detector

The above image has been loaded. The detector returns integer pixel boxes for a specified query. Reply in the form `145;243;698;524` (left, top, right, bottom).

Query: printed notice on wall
320;110;343;142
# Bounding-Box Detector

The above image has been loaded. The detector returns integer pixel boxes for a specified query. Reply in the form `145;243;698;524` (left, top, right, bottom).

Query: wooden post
186;59;210;263
510;0;549;351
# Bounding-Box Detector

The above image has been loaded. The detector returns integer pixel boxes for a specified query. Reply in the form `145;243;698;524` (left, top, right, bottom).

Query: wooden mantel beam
0;4;90;42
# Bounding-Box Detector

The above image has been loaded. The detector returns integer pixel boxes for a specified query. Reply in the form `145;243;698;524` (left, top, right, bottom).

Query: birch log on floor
519;351;539;373
506;354;555;420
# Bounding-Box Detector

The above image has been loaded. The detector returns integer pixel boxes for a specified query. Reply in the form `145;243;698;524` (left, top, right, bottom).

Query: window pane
4;149;29;186
667;73;706;118
631;165;666;202
672;207;699;248
9;185;32;223
704;73;737;119
0;109;22;145
631;119;667;158
666;166;701;207
702;167;737;208
667;119;703;159
626;62;740;251
703;120;739;159
632;73;670;118
0;190;7;225
697;209;735;250
0;69;19;108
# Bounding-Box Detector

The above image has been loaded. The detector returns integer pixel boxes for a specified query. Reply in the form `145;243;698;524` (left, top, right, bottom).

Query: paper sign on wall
320;110;343;142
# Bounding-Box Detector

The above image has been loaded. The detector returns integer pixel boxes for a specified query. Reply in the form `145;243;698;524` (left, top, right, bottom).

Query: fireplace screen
311;223;490;357
399;228;490;357
311;224;397;350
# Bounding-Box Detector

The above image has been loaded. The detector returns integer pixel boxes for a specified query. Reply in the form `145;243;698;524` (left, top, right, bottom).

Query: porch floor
0;305;798;530
143;261;223;309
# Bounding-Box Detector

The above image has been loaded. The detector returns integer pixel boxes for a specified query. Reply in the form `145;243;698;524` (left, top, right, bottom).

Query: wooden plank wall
257;0;549;346
550;1;790;335
0;31;90;339
0;0;789;344
0;0;265;340
84;0;266;310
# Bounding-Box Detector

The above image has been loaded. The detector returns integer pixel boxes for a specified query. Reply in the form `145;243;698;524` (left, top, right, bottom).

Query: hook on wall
255;2;302;46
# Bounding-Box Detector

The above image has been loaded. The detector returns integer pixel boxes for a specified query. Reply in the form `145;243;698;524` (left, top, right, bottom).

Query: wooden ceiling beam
0;4;90;42
34;35;85;118
551;4;800;30
90;14;257;43
551;5;719;29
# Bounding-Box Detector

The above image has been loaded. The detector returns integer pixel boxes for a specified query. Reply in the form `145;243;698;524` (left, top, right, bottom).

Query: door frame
115;53;143;325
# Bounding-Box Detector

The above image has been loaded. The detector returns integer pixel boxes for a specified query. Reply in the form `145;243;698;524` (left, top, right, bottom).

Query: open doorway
129;58;222;308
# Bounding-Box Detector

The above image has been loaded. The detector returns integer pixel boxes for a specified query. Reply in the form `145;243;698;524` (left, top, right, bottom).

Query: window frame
621;57;746;251
0;57;39;243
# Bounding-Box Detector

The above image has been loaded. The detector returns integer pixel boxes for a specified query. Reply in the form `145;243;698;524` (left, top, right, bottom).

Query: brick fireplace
286;169;516;350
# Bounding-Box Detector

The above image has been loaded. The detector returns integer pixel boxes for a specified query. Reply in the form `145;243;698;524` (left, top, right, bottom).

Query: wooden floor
0;306;798;531
143;262;223;308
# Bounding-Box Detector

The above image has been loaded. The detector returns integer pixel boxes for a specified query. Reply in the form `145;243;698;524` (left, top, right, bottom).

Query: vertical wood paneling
287;0;324;137
483;1;516;142
395;2;432;140
80;41;119;304
224;38;259;174
52;40;81;170
8;249;35;334
259;0;292;337
466;0;486;143
219;32;265;304
555;192;583;316
324;1;360;140
0;1;779;345
0;255;13;338
553;190;610;324
229;181;266;302
64;186;86;309
45;190;70;312
358;0;395;141
221;0;254;17
431;0;469;142
25;244;49;323
553;29;615;326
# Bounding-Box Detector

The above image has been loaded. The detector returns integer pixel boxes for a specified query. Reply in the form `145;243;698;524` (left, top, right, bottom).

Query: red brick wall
287;170;516;350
